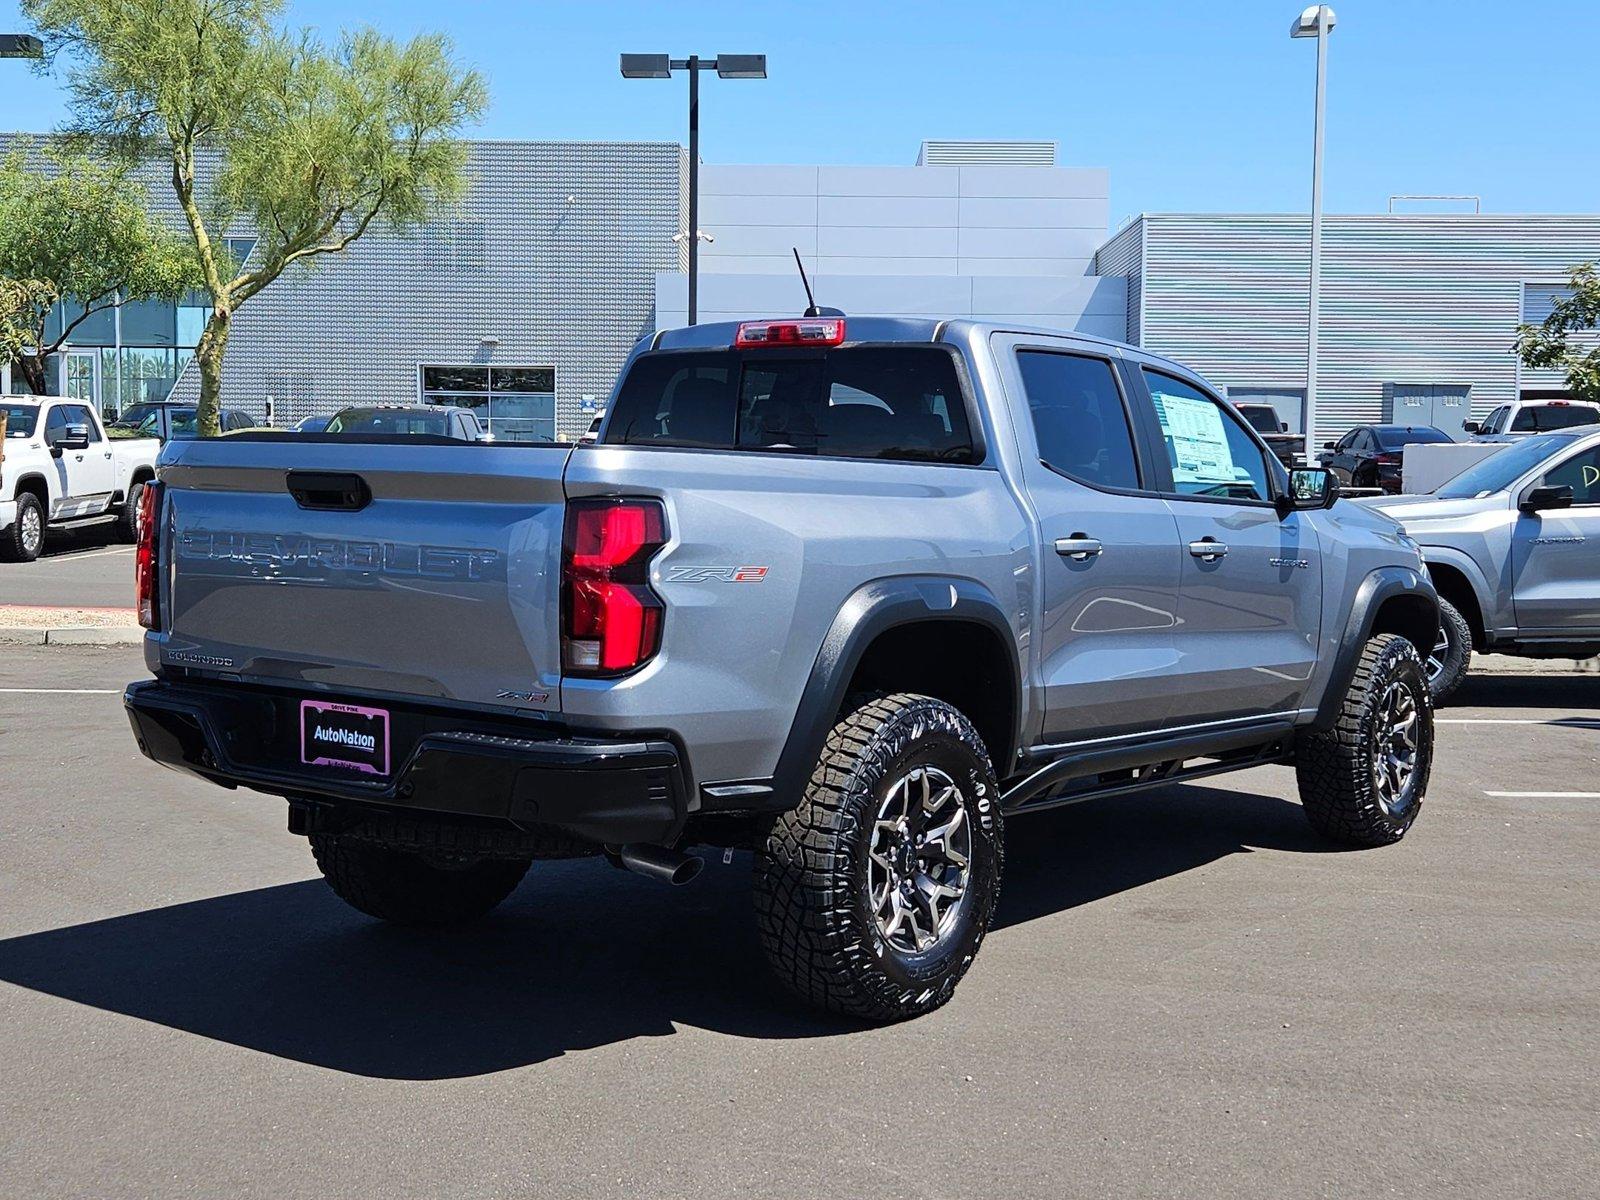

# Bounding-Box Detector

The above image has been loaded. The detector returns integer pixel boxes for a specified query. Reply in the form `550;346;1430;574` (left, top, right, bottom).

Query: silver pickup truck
1369;425;1600;699
124;316;1439;1020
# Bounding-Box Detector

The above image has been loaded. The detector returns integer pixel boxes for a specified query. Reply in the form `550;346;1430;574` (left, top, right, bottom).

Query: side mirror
1322;441;1337;451
1280;466;1338;515
1462;420;1480;434
1279;420;1290;433
53;424;91;451
1520;483;1573;513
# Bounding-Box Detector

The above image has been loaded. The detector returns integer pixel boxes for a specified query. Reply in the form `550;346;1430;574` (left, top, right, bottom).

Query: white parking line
0;688;121;695
34;546;133;563
1485;791;1600;798
1438;718;1600;726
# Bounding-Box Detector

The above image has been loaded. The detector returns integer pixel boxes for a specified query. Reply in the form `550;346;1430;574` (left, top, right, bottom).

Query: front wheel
1;492;44;562
754;693;1004;1022
309;835;531;924
1296;634;1433;846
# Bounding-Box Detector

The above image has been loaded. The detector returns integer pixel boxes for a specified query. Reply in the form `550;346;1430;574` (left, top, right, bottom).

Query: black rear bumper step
124;679;689;845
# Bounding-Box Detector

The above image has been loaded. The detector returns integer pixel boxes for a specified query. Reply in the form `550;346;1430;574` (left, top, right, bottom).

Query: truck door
994;335;1182;743
42;403;116;518
1512;440;1600;635
1131;366;1324;724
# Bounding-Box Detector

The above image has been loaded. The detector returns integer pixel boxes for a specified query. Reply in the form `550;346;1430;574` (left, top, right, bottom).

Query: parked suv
124;317;1438;1021
1366;424;1600;700
1465;398;1600;439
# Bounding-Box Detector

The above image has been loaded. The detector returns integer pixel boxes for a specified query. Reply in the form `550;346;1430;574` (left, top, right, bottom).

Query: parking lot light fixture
0;33;44;59
1290;5;1335;461
620;52;768;325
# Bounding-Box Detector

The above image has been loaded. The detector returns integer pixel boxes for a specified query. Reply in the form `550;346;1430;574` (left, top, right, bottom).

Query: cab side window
1016;351;1141;491
1542;446;1600;505
43;405;67;443
1143;369;1272;503
66;404;101;442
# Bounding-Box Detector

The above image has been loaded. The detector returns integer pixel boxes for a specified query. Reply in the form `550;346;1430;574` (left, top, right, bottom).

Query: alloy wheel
20;506;42;557
867;765;972;954
1371;680;1420;816
1424;623;1451;686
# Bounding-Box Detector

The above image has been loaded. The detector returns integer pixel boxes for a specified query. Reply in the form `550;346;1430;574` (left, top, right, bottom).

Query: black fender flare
768;576;1022;805
1312;565;1439;729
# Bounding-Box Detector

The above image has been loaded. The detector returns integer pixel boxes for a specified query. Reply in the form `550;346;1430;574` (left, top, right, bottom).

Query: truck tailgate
156;438;570;713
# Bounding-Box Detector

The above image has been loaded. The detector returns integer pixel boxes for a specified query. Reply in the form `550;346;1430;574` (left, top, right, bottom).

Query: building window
420;364;556;442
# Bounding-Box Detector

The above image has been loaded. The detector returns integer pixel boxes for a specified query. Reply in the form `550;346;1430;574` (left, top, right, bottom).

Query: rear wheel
1296;634;1432;846
1424;596;1472;703
309;834;531;924
1;493;44;562
117;479;146;543
754;693;1003;1022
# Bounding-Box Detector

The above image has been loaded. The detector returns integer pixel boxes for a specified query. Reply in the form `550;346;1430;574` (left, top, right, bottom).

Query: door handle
1188;538;1228;561
1055;535;1103;561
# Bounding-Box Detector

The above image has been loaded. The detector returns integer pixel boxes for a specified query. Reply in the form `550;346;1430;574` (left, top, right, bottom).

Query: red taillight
135;480;162;630
1375;453;1402;464
562;498;667;675
734;318;845;348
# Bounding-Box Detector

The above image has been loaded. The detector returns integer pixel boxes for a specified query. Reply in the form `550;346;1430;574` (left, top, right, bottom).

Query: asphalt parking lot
0;521;135;609
0;642;1595;1200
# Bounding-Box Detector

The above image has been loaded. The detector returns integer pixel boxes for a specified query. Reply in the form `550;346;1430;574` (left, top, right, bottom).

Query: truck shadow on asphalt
0;778;1337;1079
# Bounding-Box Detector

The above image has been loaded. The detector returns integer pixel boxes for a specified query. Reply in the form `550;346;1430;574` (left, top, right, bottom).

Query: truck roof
647;316;1205;385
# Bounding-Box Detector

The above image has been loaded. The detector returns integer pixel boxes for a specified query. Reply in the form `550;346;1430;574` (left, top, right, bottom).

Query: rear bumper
124;678;688;845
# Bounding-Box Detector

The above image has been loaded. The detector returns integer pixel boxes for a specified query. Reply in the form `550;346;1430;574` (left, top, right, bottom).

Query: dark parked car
1319;424;1454;493
107;402;256;441
1233;402;1302;468
293;413;332;434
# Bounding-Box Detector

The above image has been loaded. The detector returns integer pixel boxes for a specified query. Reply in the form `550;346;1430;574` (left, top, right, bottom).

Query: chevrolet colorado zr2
124;317;1439;1021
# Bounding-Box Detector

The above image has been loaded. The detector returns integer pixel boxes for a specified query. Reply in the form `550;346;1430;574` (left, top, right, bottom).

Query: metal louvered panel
917;140;1057;167
1093;218;1144;345
1104;213;1600;445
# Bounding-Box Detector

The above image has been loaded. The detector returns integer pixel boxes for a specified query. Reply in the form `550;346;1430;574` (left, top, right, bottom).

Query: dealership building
3;135;1597;444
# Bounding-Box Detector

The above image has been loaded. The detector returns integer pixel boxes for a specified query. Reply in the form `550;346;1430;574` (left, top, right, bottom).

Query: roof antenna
792;247;843;318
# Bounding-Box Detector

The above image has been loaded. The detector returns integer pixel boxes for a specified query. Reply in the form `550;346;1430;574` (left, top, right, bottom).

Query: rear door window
606;347;976;463
1015;351;1140;490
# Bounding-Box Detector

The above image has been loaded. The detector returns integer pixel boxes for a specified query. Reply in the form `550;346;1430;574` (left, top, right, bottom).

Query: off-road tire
1296;633;1432;846
754;693;1004;1022
309;834;531;924
1426;596;1472;704
1;492;44;562
117;479;145;543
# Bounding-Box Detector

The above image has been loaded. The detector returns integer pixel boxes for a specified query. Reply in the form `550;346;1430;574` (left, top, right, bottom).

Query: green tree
0;144;195;395
25;0;487;434
1514;262;1600;406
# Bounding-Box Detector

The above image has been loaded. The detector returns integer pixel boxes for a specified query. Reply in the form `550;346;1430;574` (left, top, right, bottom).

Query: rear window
2;402;39;437
605;347;977;463
1511;404;1600;431
1236;405;1281;434
1374;426;1452;450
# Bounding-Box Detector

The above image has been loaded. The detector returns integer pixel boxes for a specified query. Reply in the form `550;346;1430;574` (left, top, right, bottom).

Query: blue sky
3;0;1595;225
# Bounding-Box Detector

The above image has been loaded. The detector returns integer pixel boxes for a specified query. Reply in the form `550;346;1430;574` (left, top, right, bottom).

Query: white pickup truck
1;395;160;561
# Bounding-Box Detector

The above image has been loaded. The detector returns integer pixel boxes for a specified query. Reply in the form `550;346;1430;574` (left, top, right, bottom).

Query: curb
0;625;144;646
1471;654;1598;677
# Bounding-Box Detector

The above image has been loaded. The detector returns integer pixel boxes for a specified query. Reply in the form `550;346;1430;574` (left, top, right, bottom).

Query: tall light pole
1290;5;1335;461
621;53;766;326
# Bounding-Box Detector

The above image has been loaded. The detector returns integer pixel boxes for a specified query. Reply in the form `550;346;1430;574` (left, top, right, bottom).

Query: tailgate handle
286;471;372;512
